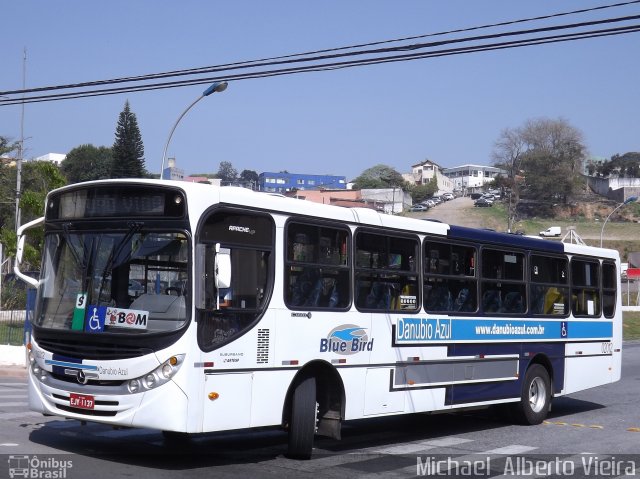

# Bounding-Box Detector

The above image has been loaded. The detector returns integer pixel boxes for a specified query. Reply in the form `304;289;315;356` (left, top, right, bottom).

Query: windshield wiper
61;223;84;267
95;222;144;304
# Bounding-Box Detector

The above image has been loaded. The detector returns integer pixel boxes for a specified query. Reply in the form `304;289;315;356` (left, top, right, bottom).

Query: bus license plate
70;393;95;410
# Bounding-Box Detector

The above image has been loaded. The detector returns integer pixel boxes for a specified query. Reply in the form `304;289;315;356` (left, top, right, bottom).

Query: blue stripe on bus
444;342;566;405
46;356;98;371
45;360;98;370
447;225;565;253
395;318;612;343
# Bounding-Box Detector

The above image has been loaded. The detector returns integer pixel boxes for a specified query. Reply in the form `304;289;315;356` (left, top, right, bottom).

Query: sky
1;1;639;181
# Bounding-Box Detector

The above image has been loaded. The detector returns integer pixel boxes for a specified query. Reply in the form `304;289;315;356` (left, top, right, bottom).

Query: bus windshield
35;229;189;334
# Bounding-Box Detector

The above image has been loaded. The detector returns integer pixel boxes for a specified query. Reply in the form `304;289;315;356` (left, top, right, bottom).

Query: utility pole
15;47;26;231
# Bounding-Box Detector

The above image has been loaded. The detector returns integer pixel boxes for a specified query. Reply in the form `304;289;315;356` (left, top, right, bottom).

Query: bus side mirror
215;244;231;290
14;216;44;288
214;244;231;310
195;244;232;310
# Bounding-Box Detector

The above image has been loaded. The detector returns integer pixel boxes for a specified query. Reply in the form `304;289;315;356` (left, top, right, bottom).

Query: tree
596;152;640;178
520;118;585;204
407;177;438;203
61;144;113;184
111;101;145;178
352;164;405;190
0;161;66;269
238;169;258;189
240;169;259;183
493;118;586;227
1;136;17;157
0;136;18;233
217;161;238;184
492;127;527;232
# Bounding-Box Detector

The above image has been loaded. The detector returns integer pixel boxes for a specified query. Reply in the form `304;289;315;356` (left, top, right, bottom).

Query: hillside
409;195;640;261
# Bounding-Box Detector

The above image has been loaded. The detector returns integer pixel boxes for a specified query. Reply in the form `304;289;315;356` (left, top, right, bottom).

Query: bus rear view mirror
215;244;231;310
215;244;231;289
14;216;44;288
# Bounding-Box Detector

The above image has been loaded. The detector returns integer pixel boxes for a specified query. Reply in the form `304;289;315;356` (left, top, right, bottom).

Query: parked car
410;204;428;212
423;199;436;208
539;226;561;237
474;198;493;207
470;193;483;200
442;192;454;201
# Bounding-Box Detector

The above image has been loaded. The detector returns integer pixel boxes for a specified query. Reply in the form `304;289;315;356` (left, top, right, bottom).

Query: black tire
286;376;317;460
511;364;551;425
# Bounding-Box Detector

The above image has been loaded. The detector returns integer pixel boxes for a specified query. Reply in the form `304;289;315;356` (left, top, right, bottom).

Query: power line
1;3;639;106
3;22;638;107
2;0;639;98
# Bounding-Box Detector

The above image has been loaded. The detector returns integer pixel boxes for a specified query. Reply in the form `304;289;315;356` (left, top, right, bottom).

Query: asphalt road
1;342;639;478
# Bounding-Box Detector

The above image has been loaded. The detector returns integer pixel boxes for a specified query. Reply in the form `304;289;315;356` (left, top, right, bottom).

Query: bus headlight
143;374;156;389
127;354;185;394
128;379;140;393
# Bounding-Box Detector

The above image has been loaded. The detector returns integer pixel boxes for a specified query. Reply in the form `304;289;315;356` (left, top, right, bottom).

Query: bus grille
50;372;125;387
36;338;153;360
55;405;118;417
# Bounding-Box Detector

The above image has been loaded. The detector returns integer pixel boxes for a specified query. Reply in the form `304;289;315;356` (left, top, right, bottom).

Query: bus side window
602;262;616;318
571;258;601;317
424;240;477;314
530;255;569;317
355;230;419;313
285;222;350;310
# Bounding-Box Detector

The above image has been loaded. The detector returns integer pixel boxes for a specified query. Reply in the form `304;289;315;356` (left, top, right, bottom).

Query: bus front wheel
287;376;317;459
512;364;551;425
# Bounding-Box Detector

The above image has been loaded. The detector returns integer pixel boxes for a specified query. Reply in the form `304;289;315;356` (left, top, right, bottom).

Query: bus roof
46;180;619;259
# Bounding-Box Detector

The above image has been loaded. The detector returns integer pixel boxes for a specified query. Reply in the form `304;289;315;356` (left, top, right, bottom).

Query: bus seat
289;268;321;307
531;287;545;314
482;289;501;313
425;286;452;312
502;291;524;313
454;288;473;312
366;282;392;309
328;284;340;308
544;287;564;314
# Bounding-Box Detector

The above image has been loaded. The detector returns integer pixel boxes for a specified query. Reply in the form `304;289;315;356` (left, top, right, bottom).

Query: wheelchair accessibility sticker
561;321;568;338
85;305;106;333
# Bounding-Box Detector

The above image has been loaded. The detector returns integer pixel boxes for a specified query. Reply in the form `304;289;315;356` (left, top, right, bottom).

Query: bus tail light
127;354;185;394
208;392;219;401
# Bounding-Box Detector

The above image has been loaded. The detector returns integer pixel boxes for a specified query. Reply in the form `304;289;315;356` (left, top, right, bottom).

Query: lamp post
160;81;228;180
600;196;638;247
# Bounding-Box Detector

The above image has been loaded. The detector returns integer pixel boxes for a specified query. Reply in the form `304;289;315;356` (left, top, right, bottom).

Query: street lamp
160;81;228;180
600;196;638;247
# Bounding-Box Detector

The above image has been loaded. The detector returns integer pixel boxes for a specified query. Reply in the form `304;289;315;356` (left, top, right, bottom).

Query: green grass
0;321;26;346
475;202;640;260
623;312;640;341
486;202;600;238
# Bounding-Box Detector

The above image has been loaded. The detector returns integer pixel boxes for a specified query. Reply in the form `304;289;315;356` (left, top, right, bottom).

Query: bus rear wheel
286;376;317;459
512;364;551;425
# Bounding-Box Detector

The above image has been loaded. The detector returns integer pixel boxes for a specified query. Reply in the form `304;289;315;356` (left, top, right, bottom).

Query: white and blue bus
15;179;621;459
